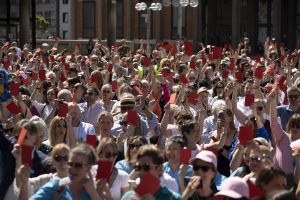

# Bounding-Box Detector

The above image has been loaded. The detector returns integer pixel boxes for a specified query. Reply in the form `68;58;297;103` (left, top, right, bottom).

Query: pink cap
215;177;249;199
190;150;217;169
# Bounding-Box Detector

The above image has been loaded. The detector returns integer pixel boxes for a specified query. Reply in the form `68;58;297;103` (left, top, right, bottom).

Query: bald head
58;89;73;102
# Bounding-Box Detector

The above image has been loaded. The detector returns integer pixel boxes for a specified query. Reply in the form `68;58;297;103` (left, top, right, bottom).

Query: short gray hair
31;116;48;140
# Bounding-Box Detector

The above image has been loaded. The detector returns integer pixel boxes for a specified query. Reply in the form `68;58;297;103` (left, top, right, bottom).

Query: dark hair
263;190;296;200
256;166;286;188
71;143;97;165
212;81;225;97
137;145;164;165
87;86;100;96
126;136;148;162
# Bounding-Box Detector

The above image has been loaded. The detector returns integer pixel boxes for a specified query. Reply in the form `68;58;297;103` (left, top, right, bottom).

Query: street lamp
135;2;162;54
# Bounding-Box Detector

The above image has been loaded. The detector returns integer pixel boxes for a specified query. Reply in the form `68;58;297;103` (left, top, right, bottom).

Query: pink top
270;117;294;174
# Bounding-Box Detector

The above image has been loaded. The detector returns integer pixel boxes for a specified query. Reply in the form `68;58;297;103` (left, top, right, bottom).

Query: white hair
30;116;48;140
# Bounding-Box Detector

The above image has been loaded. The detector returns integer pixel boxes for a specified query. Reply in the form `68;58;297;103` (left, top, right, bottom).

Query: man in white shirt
79;86;105;127
68;103;95;143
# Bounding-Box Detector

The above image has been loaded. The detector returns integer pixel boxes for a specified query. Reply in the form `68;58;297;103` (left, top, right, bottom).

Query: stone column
107;0;116;47
20;0;31;47
232;0;240;47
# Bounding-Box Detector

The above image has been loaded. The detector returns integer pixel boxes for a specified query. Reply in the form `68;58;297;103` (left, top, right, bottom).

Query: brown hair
137;145;164;165
48;116;68;147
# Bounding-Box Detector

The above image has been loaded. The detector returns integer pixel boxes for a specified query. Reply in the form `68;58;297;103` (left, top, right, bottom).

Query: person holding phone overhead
181;150;218;200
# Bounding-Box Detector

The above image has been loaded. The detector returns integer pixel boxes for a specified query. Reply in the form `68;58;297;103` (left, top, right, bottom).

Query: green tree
36;15;49;31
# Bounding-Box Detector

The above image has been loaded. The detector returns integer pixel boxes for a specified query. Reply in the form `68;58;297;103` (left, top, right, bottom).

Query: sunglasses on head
103;152;118;159
68;162;85;169
192;164;211;172
288;95;299;99
128;143;143;149
54;155;69;162
248;156;262;163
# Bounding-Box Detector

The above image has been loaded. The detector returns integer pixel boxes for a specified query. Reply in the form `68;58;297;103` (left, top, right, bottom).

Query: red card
229;58;235;71
238;125;253;145
135;172;160;196
222;70;229;79
143;57;152;67
212;47;222;60
60;74;67;82
58;103;69;117
9;82;20;96
23;78;29;86
38;69;46;81
247;180;264;199
184;41;193;56
291;139;300;151
278;55;285;62
209;196;225;200
179;75;188;85
64;63;70;71
91;74;98;83
255;68;264;79
161;69;169;77
127;110;138;126
180;148;192;164
107;64;113;73
245;94;255;107
49;55;55;62
170;43;178;55
235;71;243;83
206;147;219;156
169;93;177;104
251;55;260;62
161;42;172;51
276;75;286;88
188;91;198;105
86;134;97;148
6;101;22;115
111;81;118;90
96;160;112;181
17;128;28;145
190;60;196;69
21;145;33;167
3;60;10;70
133;86;143;95
32;72;38;80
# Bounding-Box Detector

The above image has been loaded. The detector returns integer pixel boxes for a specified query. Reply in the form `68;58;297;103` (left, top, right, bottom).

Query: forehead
138;156;153;164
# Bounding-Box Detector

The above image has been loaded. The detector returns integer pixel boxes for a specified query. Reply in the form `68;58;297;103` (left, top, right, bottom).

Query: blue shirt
29;178;91;200
163;162;192;190
115;159;133;174
121;186;182;200
277;105;300;131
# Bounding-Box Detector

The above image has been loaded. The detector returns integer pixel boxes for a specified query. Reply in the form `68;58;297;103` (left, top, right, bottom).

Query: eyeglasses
248;156;262;163
189;77;196;80
120;106;134;111
54;155;69;162
103;152;118;159
256;106;264;111
119;120;128;126
192;164;211;172
288;95;299;99
68;162;85;169
102;90;110;94
86;92;94;96
134;163;157;171
3;128;13;133
56;124;67;128
128;143;143;149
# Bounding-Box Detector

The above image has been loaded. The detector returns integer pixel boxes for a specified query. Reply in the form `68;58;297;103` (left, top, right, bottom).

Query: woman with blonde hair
43;116;76;150
95;111;114;140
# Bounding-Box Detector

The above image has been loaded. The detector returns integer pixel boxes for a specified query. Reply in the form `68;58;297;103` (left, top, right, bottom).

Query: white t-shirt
110;169;130;200
160;172;179;193
73;121;95;142
32;100;53;119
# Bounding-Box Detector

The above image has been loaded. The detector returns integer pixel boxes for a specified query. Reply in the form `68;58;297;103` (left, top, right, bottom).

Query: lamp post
135;2;162;55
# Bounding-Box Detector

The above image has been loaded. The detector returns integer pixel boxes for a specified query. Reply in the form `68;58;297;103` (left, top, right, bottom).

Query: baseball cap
197;87;209;94
215;177;249;199
190;150;217;170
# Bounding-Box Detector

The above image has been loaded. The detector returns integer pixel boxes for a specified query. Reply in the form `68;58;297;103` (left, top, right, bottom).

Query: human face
192;159;215;183
47;90;56;103
99;145;118;163
134;156;161;179
287;91;300;106
198;92;208;104
68;154;90;183
216;84;224;95
85;89;97;104
101;87;112;100
255;102;265;115
120;105;135;114
52;150;69;173
55;120;67;136
98;117;113;134
263;175;287;195
247;149;263;173
141;83;150;95
73;84;84;100
165;142;181;163
23;130;38;146
289;125;300;141
129;139;144;160
244;82;253;95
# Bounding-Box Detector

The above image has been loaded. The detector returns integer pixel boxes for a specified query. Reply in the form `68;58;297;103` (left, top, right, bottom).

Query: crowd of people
1;36;300;200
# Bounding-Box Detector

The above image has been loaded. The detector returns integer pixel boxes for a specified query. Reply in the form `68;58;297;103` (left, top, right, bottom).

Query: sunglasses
248;156;262;163
3;128;13;133
192;164;211;172
134;163;156;171
128;143;143;149
256;106;264;111
86;92;94;96
56;124;67;128
189;77;196;80
102;90;111;94
103;152;118;159
120;106;134;111
288;95;299;99
54;155;69;162
119;120;128;126
68;162;85;169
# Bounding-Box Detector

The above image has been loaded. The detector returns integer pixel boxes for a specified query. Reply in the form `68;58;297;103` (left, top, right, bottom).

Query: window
63;0;68;4
62;12;69;23
82;1;95;38
62;31;69;39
